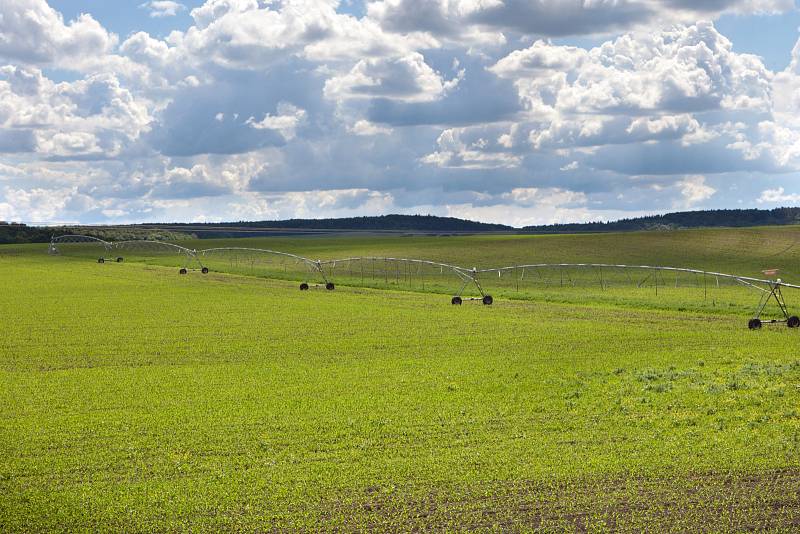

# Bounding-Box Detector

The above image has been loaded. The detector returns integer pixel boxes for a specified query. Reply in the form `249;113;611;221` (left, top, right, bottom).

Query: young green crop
1;229;799;530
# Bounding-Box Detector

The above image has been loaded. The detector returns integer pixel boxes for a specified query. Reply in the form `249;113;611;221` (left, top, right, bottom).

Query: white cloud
246;102;307;141
349;120;392;136
676;175;715;207
0;66;152;158
0;185;74;222
757;187;800;204
478;21;789;180
422;127;521;169
226;188;395;220
324;53;462;103
0;0;117;68
147;165;234;199
444;188;597;228
529;114;705;150
140;1;186;18
189;0;259;29
492;23;772;116
500;187;587;207
178;0;432;71
560;161;579;171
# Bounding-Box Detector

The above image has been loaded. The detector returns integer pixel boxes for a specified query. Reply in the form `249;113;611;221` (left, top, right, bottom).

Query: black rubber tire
325;282;335;291
97;257;105;264
116;257;124;263
482;295;494;306
748;318;762;330
451;296;462;305
299;283;309;291
201;267;209;274
179;268;188;275
788;316;800;328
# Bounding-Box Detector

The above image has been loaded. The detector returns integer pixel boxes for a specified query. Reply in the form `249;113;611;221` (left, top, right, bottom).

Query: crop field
2;227;800;531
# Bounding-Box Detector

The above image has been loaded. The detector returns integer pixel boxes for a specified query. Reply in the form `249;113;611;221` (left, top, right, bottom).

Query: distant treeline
0;223;53;244
0;223;193;244
4;208;800;244
520;208;800;233
162;214;512;233
157;209;800;235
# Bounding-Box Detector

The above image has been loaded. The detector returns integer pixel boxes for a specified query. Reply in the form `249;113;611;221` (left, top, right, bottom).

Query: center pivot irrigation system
49;235;800;329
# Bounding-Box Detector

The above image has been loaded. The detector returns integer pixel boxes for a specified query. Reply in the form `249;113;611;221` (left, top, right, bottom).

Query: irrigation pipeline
49;235;196;255
476;263;800;291
49;235;800;328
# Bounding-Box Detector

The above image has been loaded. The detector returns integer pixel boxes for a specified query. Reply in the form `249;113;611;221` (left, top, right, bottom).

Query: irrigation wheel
748;318;762;330
116;257;124;263
299;283;309;291
179;268;188;275
201;267;209;274
451;296;462;305
325;282;335;291
788;316;800;328
97;257;105;264
482;295;494;306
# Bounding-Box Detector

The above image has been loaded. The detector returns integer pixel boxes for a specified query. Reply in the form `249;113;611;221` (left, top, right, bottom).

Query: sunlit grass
1;229;799;530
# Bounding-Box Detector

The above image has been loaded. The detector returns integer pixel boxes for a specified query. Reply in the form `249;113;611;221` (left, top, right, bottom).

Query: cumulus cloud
422;127;521;169
324;53;462;103
177;0;432;71
225;188;395;221
246;102;307;141
757;187;800;204
481;22;792;181
560;161;579;171
500;187;587;208
491;23;772;116
0;65;151;159
348;120;392;136
140;1;186;18
0;185;74;222
0;0;117;68
529;115;706;150
189;0;259;29
148;165;233;199
444;187;599;228
676;174;716;207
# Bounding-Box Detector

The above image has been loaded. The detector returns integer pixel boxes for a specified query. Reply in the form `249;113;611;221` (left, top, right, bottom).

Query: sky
2;1;800;226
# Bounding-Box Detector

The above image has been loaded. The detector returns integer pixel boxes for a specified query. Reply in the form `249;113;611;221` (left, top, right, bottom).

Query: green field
2;228;800;530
